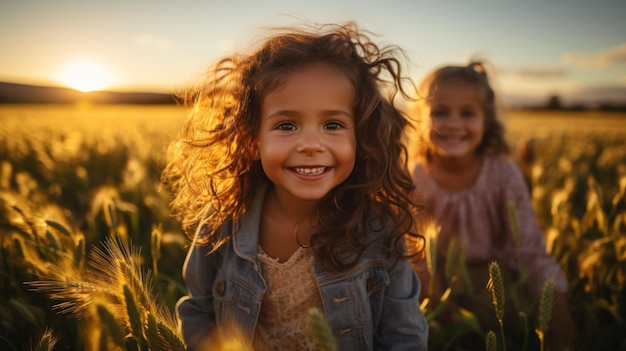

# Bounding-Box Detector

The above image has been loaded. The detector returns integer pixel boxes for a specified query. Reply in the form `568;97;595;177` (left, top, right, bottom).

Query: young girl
162;22;428;351
409;62;575;350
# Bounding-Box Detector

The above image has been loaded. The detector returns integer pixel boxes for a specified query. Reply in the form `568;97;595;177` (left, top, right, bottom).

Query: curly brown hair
409;61;510;161
161;22;424;271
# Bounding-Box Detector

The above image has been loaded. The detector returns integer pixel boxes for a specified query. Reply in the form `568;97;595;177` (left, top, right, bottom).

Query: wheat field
1;104;624;350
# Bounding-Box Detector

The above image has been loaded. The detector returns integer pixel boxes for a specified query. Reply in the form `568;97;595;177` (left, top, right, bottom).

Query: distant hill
0;82;177;104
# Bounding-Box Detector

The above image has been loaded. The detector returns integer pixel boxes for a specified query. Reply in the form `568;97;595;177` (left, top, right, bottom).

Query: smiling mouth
294;167;326;175
439;135;466;142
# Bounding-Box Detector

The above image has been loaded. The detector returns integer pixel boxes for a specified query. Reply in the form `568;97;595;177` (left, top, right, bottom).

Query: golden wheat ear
26;236;186;351
28;328;58;351
487;261;507;351
485;330;497;351
535;278;556;351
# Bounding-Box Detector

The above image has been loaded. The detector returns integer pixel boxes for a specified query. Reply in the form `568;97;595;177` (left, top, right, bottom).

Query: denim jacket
176;186;428;351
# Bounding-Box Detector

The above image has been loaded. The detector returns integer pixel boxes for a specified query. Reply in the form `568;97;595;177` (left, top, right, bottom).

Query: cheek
256;140;281;166
336;136;357;174
470;120;486;135
257;134;287;152
338;137;357;160
257;148;282;179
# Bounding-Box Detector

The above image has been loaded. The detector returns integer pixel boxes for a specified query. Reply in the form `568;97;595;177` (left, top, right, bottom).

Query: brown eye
461;107;480;118
431;109;446;117
276;122;296;131
324;121;344;130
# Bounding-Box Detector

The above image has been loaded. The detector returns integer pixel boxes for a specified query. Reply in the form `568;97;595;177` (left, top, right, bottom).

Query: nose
296;127;325;154
441;114;463;129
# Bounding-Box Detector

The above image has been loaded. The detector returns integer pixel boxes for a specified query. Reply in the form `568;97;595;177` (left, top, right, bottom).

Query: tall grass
0;105;187;350
1;106;625;350
26;235;186;350
418;111;626;350
535;279;555;351
487;261;507;351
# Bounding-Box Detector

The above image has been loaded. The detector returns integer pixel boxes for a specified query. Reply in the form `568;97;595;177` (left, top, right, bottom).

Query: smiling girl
162;22;428;351
409;62;575;350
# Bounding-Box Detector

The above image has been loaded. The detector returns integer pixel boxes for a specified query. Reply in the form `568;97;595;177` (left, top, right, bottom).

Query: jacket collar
231;184;268;261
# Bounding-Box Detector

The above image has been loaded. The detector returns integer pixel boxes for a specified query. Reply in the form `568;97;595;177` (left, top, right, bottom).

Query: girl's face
256;62;357;203
423;80;485;160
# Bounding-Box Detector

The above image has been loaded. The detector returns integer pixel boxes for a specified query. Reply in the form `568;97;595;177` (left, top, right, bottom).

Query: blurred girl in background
409;61;574;350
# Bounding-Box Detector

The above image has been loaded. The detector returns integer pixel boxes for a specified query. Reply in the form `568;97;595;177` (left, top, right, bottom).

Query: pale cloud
133;33;173;50
501;65;567;79
563;42;626;68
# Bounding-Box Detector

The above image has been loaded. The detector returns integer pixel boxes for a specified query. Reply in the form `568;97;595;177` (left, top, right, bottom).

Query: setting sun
59;61;111;92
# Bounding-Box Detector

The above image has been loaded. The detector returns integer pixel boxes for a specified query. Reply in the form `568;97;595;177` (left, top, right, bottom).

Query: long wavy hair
409;61;510;161
161;21;424;271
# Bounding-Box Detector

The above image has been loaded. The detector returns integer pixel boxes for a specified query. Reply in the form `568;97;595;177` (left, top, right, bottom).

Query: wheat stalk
519;312;529;351
97;303;127;350
28;328;58;351
485;330;498;351
487;261;505;323
27;236;186;350
487;261;507;351
536;278;555;351
308;307;338;351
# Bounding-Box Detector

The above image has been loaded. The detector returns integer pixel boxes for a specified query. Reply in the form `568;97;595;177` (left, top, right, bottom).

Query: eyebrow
264;109;354;120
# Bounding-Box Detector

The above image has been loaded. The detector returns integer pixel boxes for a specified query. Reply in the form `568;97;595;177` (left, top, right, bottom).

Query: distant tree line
540;94;626;112
0;82;177;105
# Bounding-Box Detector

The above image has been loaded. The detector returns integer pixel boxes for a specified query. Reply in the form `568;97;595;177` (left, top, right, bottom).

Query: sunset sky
1;0;625;106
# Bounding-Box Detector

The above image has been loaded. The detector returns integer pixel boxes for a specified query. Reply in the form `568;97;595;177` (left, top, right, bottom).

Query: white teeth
442;135;465;141
294;167;325;175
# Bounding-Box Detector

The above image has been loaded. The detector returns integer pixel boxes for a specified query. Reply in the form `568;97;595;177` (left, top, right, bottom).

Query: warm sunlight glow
59;61;111;92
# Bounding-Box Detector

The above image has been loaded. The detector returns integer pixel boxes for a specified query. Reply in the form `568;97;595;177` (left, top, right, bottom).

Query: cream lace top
254;246;324;351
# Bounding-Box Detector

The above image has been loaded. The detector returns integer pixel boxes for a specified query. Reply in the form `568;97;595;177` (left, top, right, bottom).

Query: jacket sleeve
175;235;219;351
374;256;429;351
